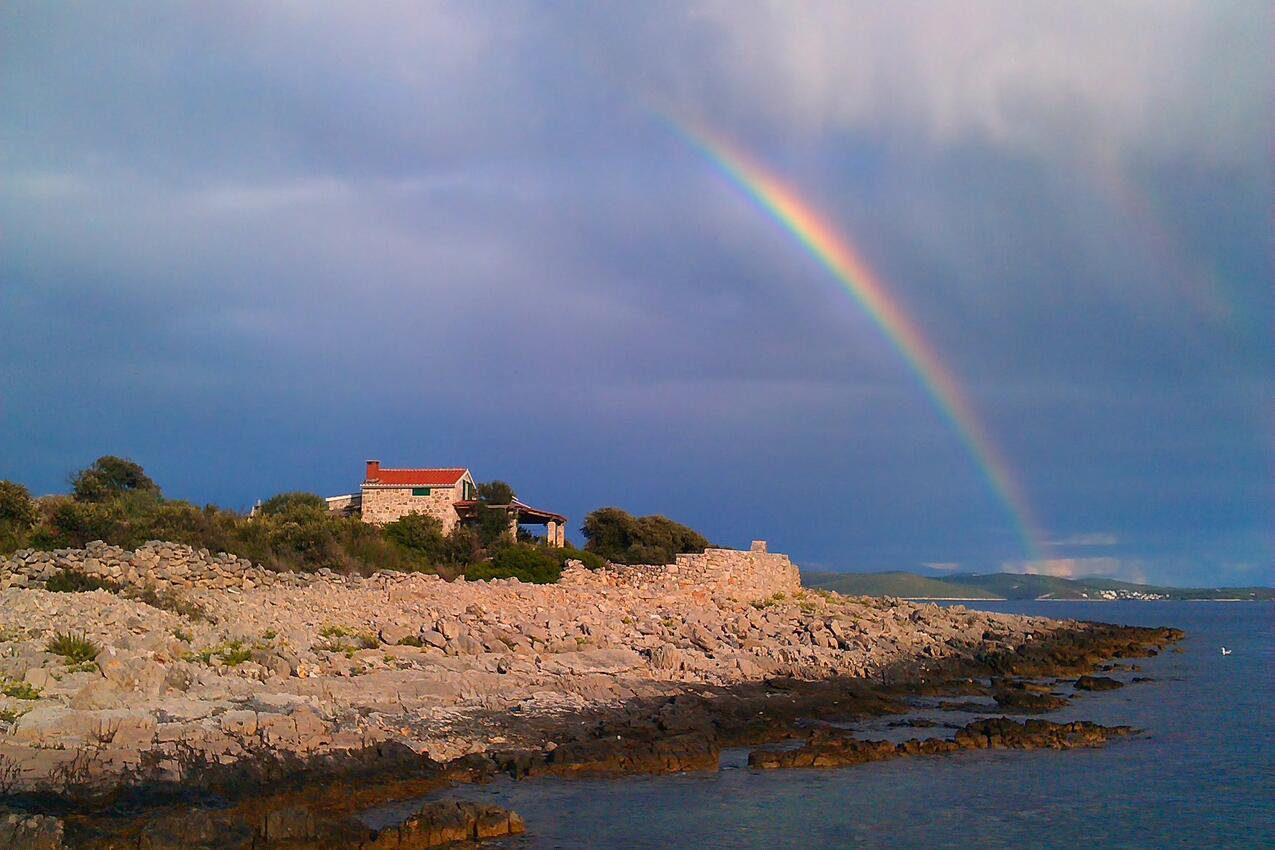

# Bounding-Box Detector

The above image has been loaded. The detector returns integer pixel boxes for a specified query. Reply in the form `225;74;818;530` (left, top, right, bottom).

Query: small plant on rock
46;631;100;664
395;635;423;647
0;706;31;727
0;676;41;700
218;640;253;666
45;569;120;593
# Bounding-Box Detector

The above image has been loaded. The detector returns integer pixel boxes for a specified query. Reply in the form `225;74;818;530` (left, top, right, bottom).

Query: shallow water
384;602;1275;848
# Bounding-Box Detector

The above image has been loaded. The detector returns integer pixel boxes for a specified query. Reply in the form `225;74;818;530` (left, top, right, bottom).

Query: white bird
1220;647;1232;656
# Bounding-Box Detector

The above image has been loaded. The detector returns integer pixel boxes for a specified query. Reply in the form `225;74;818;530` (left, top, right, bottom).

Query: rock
648;645;685;671
259;805;317;842
1075;675;1124;691
545;648;643;675
99;652;166;698
749;718;1139;770
445;635;485;656
419;629;447;649
71;678;126;710
992;689;1070;713
379;624;413;646
0;809;64;850
137;808;251;850
438;619;466;640
22;667;54;691
370;800;525;848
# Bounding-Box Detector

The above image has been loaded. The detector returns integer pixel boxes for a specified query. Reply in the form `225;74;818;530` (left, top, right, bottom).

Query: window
411;487;431;496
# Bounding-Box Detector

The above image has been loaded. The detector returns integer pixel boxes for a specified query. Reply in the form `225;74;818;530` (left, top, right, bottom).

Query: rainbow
670;119;1047;562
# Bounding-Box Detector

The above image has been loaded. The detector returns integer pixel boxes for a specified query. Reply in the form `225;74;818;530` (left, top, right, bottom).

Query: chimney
366;459;380;480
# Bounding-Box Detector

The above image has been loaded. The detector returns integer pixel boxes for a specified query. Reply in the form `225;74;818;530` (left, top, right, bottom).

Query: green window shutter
411;487;431;496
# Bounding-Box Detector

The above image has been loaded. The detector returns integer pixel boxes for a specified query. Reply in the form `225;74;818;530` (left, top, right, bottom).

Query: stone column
546;521;558;547
557;523;566;547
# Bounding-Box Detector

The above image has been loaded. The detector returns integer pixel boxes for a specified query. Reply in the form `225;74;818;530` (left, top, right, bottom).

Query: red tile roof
364;466;468;487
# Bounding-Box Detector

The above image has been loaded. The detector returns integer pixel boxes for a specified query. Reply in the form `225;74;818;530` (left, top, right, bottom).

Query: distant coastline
804;570;1275;602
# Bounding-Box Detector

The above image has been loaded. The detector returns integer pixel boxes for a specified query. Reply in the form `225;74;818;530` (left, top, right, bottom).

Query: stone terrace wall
0;541;311;592
0;540;802;602
561;541;801;602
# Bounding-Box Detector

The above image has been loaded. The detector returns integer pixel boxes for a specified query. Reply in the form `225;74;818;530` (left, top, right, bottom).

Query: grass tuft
46;632;100;664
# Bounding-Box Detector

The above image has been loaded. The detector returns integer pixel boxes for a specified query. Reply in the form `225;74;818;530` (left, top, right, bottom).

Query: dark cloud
0;2;1269;584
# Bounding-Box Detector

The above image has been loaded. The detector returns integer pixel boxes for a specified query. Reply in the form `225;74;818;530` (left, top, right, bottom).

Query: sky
1;2;1270;587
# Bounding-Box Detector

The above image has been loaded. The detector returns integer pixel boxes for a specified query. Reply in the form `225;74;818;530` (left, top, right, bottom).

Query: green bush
581;507;709;565
46;631;100;664
383;513;447;561
71;456;160;503
0;677;40;700
257;492;327;517
465;544;563;584
45;569;120;593
559;545;606;570
40;497;126;549
0;481;37;530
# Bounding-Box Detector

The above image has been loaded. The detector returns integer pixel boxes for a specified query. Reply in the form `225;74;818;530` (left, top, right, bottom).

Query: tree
0;481;37;529
580;507;635;560
257;492;326;517
477;481;515;505
581;507;709;565
71;456;160;502
473;480;516;547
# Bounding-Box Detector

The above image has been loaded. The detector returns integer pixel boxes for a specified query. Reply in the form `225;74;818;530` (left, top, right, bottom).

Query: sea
377;601;1274;849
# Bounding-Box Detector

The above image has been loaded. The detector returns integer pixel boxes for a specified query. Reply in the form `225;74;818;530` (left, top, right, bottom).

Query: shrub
41;497;126;549
71;456;160;503
559;545;606;571
122;584;210;622
0;481;37;530
581;507;709;565
384;513;447;561
257;492;327;517
217;641;253;666
465;544;563;584
46;632;100;664
0;677;41;700
45;569;120;593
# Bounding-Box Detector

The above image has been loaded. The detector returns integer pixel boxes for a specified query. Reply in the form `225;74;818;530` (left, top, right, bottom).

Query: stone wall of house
560;541;801;602
324;493;361;517
0;541;312;592
360;485;463;530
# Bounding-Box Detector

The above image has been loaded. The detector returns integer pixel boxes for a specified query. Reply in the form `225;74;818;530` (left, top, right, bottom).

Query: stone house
327;460;567;545
358;461;478;533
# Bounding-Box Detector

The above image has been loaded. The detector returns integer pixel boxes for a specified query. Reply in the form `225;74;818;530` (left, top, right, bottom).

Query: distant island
801;570;1275;601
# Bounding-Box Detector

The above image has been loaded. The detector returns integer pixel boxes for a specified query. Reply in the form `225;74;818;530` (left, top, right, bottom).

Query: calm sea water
404;602;1275;848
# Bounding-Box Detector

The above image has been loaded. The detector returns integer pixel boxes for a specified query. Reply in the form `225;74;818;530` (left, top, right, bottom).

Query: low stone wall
561;541;801;602
0;540;307;592
0;539;802;601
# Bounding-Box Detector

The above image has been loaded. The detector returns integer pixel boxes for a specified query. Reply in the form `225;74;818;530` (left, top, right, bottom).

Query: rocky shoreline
0;542;1183;848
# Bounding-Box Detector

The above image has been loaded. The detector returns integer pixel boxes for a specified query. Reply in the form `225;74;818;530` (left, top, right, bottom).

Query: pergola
454;500;568;547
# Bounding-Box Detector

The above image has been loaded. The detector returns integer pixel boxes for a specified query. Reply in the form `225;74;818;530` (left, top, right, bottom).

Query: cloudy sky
1;2;1270;586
